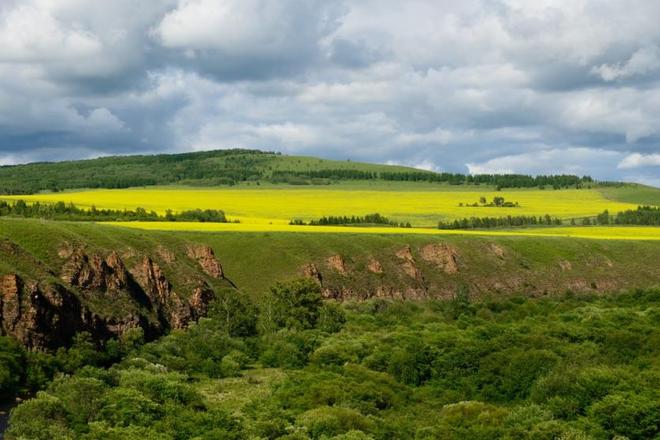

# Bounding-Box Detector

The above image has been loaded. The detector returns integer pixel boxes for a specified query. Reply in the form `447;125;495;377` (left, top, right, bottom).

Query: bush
96;388;163;427
589;391;660;439
6;392;74;440
265;279;324;331
318;302;347;333
296;406;374;439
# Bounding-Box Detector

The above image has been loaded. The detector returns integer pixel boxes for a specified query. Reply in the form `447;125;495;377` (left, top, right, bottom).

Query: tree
208;289;258;337
264;279;323;331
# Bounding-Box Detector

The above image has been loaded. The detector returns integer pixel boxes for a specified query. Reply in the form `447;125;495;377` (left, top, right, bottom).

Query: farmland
3;184;644;228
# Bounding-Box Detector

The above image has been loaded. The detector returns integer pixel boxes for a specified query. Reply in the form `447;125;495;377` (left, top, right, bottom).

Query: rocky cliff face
0;274;82;349
0;242;228;351
301;240;637;302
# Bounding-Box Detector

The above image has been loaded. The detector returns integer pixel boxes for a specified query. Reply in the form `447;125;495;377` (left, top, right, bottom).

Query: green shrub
296;406;374;439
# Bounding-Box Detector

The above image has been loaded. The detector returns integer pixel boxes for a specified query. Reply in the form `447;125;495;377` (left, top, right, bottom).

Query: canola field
5;186;641;227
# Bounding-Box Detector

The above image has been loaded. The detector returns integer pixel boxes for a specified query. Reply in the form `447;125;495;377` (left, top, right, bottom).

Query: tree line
0;200;229;223
292;213;412;228
592;206;660;226
273;169;593;189
439;214;562;229
380;171;593;189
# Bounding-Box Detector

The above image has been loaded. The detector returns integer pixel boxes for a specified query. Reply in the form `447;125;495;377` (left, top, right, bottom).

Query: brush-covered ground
5;280;659;440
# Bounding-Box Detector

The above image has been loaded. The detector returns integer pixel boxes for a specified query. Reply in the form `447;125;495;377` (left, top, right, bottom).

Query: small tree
263;279;323;331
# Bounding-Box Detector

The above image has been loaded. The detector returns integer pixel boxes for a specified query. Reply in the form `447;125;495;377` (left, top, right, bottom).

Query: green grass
2;218;659;299
598;183;660;205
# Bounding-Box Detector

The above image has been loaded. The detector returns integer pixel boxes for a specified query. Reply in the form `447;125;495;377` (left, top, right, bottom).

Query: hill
2;218;658;316
0;148;603;195
0;149;422;194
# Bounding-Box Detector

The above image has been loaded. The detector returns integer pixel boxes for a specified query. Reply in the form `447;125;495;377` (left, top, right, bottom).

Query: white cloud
0;4;101;62
618;153;660;169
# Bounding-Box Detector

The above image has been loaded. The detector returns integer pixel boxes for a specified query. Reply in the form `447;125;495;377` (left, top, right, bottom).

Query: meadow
105;221;660;240
4;184;642;227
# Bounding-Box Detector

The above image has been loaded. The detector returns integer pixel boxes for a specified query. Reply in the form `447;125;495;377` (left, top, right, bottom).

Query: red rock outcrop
420;244;459;274
61;249;129;293
395;246;423;280
367;257;384;274
1;275;83;349
187;245;223;279
326;255;348;274
302;263;323;286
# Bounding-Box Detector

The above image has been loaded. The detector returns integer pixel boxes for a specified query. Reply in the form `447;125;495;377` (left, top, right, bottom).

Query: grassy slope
3;219;657;299
598;183;660;205
0;149;423;194
0;218;233;319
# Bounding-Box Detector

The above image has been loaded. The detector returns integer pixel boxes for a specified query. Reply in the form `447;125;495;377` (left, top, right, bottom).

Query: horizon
0;147;641;184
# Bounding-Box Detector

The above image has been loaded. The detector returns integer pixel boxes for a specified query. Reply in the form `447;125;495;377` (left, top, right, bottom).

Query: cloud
0;4;101;62
0;0;658;184
618;153;660;169
152;0;346;80
592;46;660;81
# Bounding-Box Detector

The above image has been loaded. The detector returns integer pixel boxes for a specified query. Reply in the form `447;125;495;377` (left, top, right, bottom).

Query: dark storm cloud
0;0;658;184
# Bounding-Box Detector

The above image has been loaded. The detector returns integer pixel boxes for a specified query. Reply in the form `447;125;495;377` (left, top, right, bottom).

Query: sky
0;0;659;185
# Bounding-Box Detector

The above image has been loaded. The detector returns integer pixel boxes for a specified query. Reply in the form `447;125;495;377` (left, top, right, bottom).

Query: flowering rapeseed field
7;186;640;227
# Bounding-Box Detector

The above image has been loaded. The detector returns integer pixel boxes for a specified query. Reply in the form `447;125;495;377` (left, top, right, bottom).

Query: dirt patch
326;254;348;275
396;245;415;262
395;246;422;280
157;246;176;263
420;243;459;274
57;241;75;259
488;243;506;259
559;260;573;272
301;263;323;286
367;257;383;274
1;274;21;299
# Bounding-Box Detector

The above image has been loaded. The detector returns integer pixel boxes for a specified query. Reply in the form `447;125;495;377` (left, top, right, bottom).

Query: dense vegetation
0;149;272;194
6;281;659;439
440;205;660;230
272;169;592;190
292;213;411;228
0;148;596;194
439;214;562;229
380;171;593;189
593;206;660;226
460;196;520;208
0;200;229;223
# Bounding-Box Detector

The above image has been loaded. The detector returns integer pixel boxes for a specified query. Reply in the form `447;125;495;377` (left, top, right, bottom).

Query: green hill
0;149;422;194
0;148;607;195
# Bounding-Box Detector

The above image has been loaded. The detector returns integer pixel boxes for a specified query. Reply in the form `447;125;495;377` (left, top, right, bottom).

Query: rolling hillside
0;149;423;194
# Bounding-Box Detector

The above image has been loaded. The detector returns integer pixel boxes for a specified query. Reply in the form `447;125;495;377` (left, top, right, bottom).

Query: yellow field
104;222;660;240
4;186;640;227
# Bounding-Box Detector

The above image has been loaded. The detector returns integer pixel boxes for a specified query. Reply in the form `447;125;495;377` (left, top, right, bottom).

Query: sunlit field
6;185;641;227
104;221;660;240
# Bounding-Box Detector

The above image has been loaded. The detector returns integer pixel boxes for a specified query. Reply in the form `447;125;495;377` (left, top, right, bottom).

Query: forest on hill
0;149;594;194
